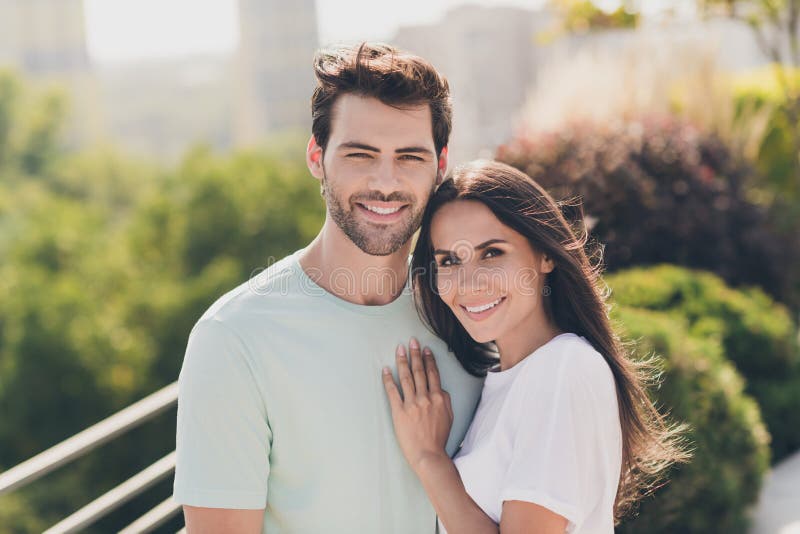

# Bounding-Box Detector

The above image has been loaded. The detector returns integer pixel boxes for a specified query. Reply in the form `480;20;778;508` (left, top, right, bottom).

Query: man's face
307;94;447;256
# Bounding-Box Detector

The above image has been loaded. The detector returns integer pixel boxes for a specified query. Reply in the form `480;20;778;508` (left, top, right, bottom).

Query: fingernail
410;337;419;349
397;344;406;356
382;367;391;375
423;347;432;355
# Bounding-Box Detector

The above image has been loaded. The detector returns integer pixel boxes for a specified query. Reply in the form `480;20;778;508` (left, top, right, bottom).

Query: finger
382;367;402;411
422;347;442;392
444;390;454;421
396;344;415;402
409;338;428;397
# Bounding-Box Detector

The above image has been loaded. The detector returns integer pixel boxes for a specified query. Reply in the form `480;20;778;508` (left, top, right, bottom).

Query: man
173;42;484;533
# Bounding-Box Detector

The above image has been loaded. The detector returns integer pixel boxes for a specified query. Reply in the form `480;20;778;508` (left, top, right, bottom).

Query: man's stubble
320;162;436;256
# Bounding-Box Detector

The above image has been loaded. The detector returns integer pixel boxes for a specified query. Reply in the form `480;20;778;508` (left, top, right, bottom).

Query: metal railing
0;382;184;533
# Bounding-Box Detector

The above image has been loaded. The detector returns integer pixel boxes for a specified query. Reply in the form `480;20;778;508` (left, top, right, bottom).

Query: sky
82;0;544;63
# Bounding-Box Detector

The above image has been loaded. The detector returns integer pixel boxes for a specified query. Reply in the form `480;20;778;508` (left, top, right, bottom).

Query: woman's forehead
430;200;517;249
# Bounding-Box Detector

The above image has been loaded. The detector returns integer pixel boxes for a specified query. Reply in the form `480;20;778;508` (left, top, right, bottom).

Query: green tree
0;70;67;178
551;0;639;32
0;70;325;531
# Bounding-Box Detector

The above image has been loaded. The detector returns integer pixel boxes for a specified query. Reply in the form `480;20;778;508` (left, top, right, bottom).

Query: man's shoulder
195;251;302;329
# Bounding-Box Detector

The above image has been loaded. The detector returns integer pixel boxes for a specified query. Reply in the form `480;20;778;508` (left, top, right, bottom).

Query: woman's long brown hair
411;160;691;522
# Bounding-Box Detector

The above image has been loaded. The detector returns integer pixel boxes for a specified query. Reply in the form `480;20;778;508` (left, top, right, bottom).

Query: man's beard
322;169;434;256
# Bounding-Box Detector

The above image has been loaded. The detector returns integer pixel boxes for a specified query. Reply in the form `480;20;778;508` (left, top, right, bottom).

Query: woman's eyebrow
475;238;508;250
433;239;508;255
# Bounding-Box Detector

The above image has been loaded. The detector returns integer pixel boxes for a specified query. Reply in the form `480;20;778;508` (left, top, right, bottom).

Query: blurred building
235;0;319;145
390;5;773;165
551;15;769;72
95;54;235;160
0;0;100;146
0;0;89;75
391;5;553;164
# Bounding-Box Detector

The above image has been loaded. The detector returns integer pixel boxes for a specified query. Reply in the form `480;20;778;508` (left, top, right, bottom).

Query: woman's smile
458;296;507;322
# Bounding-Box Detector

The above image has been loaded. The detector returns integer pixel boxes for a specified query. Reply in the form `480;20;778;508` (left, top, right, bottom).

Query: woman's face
430;199;554;344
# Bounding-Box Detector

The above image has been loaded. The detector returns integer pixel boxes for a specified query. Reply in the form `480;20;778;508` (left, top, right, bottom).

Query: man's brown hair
311;42;452;156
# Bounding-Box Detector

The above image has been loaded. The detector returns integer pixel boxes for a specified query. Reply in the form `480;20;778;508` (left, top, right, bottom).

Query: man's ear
436;146;449;186
307;135;324;180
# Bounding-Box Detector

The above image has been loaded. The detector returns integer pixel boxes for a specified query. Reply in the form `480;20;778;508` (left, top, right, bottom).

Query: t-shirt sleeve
499;347;621;529
173;318;272;509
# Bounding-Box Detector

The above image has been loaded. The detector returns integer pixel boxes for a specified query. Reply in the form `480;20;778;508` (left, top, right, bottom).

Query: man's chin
348;229;413;257
351;238;407;257
332;209;420;256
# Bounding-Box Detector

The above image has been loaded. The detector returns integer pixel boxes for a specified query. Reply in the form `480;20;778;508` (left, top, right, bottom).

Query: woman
381;160;689;533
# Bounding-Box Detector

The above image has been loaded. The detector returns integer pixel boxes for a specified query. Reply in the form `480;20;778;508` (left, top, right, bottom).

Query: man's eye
346;153;371;159
399;154;424;162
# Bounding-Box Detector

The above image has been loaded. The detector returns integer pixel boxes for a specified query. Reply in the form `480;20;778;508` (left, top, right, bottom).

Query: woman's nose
457;260;490;295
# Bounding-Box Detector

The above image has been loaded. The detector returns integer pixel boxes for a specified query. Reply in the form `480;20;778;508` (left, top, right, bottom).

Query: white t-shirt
441;333;622;534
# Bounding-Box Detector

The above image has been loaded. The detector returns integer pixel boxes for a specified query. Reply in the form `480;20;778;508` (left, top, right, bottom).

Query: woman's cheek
489;265;512;296
435;269;457;303
510;262;541;297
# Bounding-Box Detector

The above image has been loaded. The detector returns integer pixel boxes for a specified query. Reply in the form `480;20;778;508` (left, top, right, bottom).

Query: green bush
612;306;770;533
606;265;800;461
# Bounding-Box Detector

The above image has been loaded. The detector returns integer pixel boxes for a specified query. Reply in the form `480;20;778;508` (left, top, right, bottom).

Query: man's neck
298;220;413;306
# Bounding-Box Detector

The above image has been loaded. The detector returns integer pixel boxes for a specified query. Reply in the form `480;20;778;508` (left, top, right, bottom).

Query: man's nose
367;158;400;196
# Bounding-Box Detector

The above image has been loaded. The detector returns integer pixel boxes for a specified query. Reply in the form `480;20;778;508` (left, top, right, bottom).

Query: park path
751;449;800;533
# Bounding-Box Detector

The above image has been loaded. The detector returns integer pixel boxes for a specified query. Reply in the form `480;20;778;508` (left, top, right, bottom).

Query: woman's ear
540;254;555;274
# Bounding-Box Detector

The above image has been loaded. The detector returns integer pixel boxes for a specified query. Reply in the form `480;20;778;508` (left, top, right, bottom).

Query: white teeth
465;298;503;313
364;204;401;215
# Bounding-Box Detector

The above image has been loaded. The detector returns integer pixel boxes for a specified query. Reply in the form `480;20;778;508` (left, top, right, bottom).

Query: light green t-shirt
173;248;484;533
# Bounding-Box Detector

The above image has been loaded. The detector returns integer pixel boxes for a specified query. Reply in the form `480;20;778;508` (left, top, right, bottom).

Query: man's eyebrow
336;142;434;156
338;142;380;152
396;146;434;156
433;239;508;255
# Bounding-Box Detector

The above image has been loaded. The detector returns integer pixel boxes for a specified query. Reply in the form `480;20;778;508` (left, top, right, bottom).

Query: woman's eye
483;248;503;259
438;256;457;267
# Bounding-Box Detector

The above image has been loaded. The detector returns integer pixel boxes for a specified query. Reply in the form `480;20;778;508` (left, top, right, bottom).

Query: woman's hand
382;337;454;474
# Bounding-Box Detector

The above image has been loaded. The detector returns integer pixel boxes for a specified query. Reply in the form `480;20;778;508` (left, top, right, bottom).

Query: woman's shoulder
516;333;615;394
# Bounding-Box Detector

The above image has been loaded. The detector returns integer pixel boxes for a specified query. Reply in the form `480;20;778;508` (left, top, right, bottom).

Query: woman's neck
494;315;563;371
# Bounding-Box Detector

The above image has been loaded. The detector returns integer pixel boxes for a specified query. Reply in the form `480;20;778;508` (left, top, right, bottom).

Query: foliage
731;69;800;278
544;0;638;38
497;115;800;311
701;0;800;205
610;302;770;533
606;265;800;461
0;70;68;177
732;67;800;203
0;71;324;531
